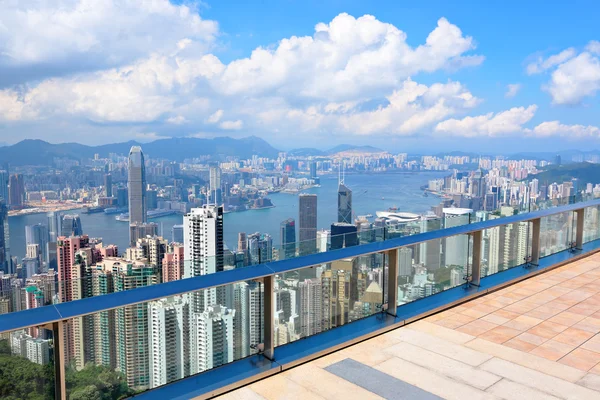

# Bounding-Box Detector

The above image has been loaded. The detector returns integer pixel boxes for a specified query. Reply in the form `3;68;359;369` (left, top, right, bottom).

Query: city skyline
0;1;599;153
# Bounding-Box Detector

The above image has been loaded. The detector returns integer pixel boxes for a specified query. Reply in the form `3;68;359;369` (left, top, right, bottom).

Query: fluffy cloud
526;42;600;105
505;83;521;98
435;105;538;137
526;48;576;75
0;0;218;85
531;121;600;137
0;11;485;142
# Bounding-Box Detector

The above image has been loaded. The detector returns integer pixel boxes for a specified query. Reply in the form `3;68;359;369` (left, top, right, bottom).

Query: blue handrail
0;198;597;334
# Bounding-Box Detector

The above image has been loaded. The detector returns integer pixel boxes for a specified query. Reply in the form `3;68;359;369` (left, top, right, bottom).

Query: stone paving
217;253;600;399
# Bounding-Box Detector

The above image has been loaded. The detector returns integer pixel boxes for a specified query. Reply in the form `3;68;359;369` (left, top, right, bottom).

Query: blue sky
0;0;599;153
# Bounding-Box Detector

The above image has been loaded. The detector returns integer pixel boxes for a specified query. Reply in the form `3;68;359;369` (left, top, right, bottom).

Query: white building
148;297;189;389
191;305;235;374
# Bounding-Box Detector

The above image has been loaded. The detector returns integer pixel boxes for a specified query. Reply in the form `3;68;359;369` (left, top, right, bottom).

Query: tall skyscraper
25;224;48;267
171;224;184;244
128;146;147;243
129;222;158;246
337;167;352;224
309;161;317;179
183;205;224;313
104;174;113;197
298;194;317;256
0;170;9;202
0;201;7;273
47;212;61;242
8;174;24;207
209;164;222;205
443;208;472;268
191;305;235;374
280;218;296;259
61;214;83;237
298;279;322;338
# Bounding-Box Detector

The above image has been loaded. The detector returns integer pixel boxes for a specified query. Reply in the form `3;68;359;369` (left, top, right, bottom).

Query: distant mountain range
287;144;385;157
0;136;280;166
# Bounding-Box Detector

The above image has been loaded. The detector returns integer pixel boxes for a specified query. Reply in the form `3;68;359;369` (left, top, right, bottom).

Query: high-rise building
279;219;296;259
61;214;83;237
146;189;158;210
47;211;61;242
8;174;24;207
116;187;128;208
162;244;184;283
129;222;158;247
398;247;413;277
0;170;9;202
25;224;48;267
128;146;147;243
443;208;472;268
183;205;224;313
171;224;184;244
148;296;189;388
316;229;330;252
104;174;113;197
0;201;7;273
298;279;322;338
309;161;317;179
246;232;273;264
337;183;352;224
209;164;222;205
298;194;317;256
330;223;358;250
190;305;235;374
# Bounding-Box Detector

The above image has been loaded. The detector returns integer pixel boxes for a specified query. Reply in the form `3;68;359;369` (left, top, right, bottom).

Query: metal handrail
0;198;598;334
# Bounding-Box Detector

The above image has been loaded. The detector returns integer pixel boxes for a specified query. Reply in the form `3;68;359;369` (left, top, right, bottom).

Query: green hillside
530;162;600;184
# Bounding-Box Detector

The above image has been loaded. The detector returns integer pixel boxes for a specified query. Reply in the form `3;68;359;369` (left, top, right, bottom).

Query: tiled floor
217;253;600;399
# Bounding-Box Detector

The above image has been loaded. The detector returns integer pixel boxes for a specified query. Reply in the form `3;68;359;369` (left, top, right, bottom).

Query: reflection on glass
583;205;600;243
540;211;576;257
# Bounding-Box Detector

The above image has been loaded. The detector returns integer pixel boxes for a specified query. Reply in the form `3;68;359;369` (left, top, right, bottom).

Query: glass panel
63;279;262;396
0;327;55;399
583;205;600;243
274;252;385;347
481;221;531;278
540;211;576;257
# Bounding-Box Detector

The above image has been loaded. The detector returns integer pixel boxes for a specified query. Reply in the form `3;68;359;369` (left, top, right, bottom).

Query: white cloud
546;52;600;105
435;105;538;137
0;0;218;83
219;120;243;130
526;48;576;75
505;83;521;98
531;121;600;137
167;115;188;125
206;109;224;124
586;41;600;55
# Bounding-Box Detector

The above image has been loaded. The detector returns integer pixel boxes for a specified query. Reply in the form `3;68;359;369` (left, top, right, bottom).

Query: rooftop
220;252;600;400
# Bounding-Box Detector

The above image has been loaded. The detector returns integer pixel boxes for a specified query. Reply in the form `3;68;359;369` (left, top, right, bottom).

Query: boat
116;209;177;222
82;206;104;214
388;206;398;211
104;207;123;215
365;214;373;218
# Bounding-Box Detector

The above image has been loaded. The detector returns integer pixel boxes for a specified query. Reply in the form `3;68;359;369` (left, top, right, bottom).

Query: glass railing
2;198;600;399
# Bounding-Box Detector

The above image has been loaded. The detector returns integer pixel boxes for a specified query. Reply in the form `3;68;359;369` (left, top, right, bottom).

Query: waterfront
7;171;448;259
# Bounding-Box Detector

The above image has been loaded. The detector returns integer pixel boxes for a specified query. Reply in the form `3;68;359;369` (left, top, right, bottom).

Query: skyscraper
25;224;48;268
129;222;158;246
47;212;61;242
309;161;317;179
337;181;352;224
209;164;222;205
298;279;322;338
61;214;83;237
183;205;224;313
443;208;472;268
280;218;296;259
128;146;147;232
171;224;184;243
8;174;24;207
0;201;7;273
104;174;113;197
298;194;317;256
0;170;9;202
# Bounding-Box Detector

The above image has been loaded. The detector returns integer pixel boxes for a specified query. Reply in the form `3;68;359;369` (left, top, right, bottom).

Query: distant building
171;224;184;243
279;218;296;259
0;170;9;202
8;174;24;207
298;194;317;257
330;222;358;250
209;164;222;205
129;222;158;247
337;183;353;224
104;174;113;197
128;146;147;245
25;224;48;266
61;214;83;237
0;201;7;273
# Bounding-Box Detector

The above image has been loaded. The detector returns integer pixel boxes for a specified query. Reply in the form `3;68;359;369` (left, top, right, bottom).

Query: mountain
508;149;600;162
0;136;280;166
287;148;326;157
326;144;384;154
530;162;600;184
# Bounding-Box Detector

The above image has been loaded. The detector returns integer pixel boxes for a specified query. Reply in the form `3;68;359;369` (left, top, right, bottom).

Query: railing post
263;275;274;360
471;230;482;286
52;321;67;400
386;248;398;316
531;218;541;265
575;208;585;250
